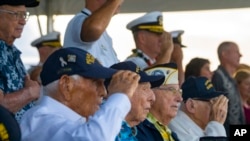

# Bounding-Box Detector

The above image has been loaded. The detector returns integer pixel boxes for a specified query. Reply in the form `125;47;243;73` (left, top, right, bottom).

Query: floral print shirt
0;40;34;122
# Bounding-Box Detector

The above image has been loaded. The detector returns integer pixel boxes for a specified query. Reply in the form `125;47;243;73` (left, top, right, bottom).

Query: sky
14;8;250;71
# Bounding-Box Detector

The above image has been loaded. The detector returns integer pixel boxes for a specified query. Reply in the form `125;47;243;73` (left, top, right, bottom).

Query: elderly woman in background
234;68;250;124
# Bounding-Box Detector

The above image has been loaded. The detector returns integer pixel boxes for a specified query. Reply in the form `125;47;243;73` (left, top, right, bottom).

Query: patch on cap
145;63;178;85
127;11;164;33
170;30;186;47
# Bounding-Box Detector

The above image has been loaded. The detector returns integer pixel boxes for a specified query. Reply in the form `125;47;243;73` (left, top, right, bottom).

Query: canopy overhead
27;0;250;34
28;0;250;15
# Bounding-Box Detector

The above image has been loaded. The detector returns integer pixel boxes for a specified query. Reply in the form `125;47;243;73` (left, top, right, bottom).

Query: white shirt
20;94;131;141
168;110;227;141
63;8;119;67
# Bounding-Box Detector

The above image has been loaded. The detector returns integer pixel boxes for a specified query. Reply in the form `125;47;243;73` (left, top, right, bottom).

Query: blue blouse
116;121;138;141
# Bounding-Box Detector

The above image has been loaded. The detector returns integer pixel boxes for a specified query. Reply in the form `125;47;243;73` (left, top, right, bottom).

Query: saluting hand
210;95;229;124
107;70;140;99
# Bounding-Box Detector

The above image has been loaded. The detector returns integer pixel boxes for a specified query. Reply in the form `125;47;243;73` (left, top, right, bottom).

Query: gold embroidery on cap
136;66;140;73
41;41;61;47
205;80;213;90
86;53;95;64
0;123;9;140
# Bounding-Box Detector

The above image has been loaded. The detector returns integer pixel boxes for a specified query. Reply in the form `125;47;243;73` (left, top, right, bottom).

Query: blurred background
16;0;250;71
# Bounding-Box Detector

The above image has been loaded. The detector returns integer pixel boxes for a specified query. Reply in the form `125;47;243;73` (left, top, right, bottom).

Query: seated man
20;48;140;141
169;76;228;141
106;61;165;141
136;63;182;141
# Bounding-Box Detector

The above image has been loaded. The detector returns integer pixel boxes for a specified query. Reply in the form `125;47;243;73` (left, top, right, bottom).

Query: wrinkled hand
210;95;228;124
107;70;140;99
24;75;41;100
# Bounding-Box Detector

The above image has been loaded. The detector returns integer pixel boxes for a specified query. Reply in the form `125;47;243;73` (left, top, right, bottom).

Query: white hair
43;75;82;96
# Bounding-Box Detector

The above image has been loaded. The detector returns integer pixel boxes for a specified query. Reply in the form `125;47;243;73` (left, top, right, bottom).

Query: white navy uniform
125;11;163;70
64;8;119;67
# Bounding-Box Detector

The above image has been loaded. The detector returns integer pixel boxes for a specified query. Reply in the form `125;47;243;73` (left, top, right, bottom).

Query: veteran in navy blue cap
0;0;41;123
20;47;142;141
28;31;62;84
105;61;164;140
125;11;174;70
168;76;228;141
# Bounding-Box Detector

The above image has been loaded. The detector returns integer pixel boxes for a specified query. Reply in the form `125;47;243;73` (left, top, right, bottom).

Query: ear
137;31;146;42
185;99;196;113
58;75;74;101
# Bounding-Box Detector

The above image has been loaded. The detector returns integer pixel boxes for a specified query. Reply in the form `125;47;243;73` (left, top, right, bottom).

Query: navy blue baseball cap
107;61;165;88
0;0;40;7
0;105;21;141
40;47;117;86
182;76;224;101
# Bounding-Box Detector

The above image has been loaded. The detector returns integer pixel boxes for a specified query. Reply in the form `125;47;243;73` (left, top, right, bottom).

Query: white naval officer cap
31;31;62;48
170;30;186;47
126;11;164;34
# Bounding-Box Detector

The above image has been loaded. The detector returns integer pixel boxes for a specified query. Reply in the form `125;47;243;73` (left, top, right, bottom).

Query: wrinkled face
70;77;107;117
127;82;155;123
153;84;183;119
189;98;213;128
141;31;163;57
0;5;27;41
238;76;250;99
200;63;213;80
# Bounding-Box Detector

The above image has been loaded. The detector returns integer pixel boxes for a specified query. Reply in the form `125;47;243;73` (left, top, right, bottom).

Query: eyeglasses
155;87;182;95
0;9;30;21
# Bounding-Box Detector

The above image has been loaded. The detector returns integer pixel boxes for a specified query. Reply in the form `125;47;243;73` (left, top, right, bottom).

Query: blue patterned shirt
116;121;138;141
0;40;35;122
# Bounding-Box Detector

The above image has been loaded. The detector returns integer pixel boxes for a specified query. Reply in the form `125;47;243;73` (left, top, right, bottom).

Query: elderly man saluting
20;47;141;141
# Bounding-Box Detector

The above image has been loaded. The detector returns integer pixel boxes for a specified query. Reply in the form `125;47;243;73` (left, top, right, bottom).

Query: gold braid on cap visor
138;25;164;33
41;41;62;48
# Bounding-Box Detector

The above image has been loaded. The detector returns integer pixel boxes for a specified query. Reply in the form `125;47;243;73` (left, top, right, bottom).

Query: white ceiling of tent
28;0;250;15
